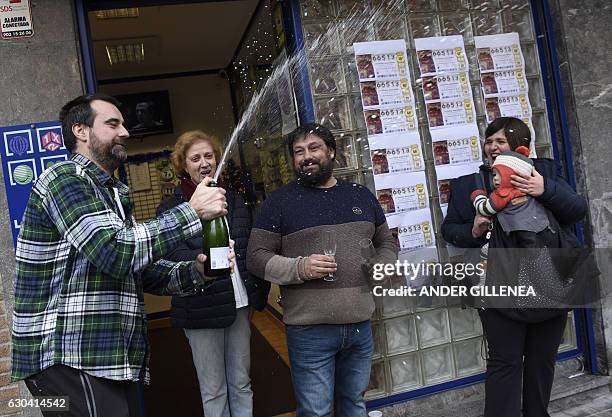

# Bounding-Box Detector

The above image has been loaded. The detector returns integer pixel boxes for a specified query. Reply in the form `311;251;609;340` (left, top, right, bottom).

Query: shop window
298;0;571;399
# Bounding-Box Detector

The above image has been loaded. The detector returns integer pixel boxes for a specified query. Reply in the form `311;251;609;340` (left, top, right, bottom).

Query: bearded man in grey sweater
247;123;397;417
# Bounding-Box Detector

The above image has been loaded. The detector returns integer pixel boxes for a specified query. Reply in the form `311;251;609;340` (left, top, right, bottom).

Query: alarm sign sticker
0;0;34;40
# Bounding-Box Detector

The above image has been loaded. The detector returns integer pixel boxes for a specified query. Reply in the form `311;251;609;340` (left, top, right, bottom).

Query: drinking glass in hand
359;238;376;262
322;231;337;282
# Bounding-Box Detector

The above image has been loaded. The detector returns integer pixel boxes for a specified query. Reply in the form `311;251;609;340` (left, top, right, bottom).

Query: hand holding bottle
189;177;228;220
195;239;235;281
201;179;232;277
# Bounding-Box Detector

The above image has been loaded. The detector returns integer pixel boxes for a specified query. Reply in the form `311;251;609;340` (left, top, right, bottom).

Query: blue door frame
74;0;98;93
75;0;598;408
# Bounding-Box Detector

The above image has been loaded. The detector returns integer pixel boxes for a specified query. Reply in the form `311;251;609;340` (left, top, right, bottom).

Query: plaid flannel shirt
12;154;203;383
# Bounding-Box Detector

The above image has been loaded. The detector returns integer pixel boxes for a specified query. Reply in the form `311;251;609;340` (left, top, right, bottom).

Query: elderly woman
157;130;270;417
441;117;587;417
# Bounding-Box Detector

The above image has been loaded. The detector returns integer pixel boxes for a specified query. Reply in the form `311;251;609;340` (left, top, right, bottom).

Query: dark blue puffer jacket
157;187;270;329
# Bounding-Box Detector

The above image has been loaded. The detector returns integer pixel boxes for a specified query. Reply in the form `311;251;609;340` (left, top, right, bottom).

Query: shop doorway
78;1;294;416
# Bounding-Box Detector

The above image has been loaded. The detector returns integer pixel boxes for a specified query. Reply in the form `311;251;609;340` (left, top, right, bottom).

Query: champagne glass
322;231;337;282
359;238;376;262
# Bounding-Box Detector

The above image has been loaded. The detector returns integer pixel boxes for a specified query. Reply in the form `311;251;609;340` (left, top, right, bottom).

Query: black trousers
25;365;141;417
478;308;567;417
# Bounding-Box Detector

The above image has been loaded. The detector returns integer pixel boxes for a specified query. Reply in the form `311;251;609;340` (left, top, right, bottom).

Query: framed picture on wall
115;90;173;136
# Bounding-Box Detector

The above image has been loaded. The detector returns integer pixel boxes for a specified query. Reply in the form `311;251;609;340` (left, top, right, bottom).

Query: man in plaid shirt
12;93;230;416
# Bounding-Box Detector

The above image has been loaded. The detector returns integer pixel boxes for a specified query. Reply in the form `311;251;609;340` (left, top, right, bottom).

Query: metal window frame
279;0;315;123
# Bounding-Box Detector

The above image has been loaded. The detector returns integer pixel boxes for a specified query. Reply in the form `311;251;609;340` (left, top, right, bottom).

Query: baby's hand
470;189;487;202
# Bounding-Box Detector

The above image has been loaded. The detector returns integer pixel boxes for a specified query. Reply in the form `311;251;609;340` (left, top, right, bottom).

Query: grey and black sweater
247;180;397;325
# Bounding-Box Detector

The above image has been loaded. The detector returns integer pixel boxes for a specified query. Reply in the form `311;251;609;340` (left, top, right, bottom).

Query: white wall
100;73;235;154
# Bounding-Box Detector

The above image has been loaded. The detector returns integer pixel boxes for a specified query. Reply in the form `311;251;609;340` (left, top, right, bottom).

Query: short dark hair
285;123;336;159
484;117;531;151
59;93;121;152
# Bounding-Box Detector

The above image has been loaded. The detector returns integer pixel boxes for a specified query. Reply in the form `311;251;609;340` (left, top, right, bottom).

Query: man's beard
295;157;334;187
88;132;127;172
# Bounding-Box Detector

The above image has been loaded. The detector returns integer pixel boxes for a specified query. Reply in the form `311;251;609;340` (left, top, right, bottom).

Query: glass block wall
296;0;577;399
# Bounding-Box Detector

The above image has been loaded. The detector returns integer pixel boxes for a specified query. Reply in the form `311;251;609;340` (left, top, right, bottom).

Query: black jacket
441;159;588;319
156;187;270;329
441;158;588;250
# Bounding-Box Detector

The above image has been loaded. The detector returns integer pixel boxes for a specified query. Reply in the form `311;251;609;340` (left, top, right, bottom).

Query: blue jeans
286;321;373;417
184;307;252;417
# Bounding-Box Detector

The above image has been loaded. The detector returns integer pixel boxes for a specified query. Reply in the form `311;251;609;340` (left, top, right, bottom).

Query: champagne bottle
202;181;231;277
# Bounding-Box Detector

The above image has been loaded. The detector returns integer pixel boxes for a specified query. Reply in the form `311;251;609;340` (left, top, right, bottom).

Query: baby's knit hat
492;146;533;176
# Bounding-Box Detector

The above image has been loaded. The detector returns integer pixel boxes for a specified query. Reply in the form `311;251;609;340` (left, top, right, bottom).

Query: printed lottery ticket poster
354;40;412;82
354;40;437;269
360;79;412;109
431;126;482;168
475;33;536;156
369;137;425;176
414;36;476;130
483;95;532;124
0;121;70;248
436;163;482;218
387;209;438;265
480;70;528;98
475;33;524;73
422;73;471;102
426;100;475;130
374;171;429;216
364;107;418;137
415;36;468;76
354;40;419;141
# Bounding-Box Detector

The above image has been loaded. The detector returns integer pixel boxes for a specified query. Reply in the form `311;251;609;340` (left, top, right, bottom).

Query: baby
469;147;595;309
470;146;549;238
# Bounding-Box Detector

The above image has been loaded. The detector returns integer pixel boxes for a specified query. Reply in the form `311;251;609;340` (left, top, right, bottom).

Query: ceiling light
94;8;139;19
105;43;145;65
